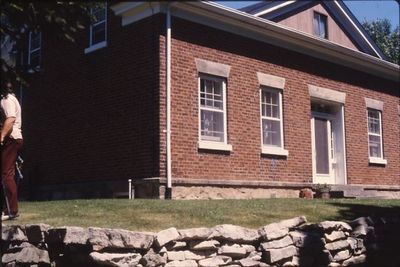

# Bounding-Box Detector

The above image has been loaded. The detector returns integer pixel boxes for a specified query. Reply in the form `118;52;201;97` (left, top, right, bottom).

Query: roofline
244;0;385;59
111;1;399;82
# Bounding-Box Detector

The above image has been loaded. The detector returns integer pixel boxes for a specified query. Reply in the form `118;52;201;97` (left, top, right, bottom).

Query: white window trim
28;31;41;67
260;87;288;157
85;3;107;54
367;109;386;165
198;74;232;152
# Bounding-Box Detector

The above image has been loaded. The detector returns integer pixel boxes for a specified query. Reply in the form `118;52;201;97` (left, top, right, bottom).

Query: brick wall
167;16;399;186
22;12;163;190
20;11;399;197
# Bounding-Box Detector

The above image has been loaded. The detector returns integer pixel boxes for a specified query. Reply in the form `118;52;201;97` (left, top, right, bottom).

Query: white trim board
110;2;399;82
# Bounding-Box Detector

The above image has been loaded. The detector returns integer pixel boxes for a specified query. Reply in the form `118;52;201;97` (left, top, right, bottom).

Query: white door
312;116;335;184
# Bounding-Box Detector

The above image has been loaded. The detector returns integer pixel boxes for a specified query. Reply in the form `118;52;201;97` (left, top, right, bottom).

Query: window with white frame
28;31;41;68
199;75;227;143
261;87;284;149
367;109;384;159
85;3;107;53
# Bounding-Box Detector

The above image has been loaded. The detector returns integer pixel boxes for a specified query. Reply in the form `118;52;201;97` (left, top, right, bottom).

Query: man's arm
1;117;15;144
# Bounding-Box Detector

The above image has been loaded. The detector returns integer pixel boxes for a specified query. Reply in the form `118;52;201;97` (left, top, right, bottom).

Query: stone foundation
2;215;400;266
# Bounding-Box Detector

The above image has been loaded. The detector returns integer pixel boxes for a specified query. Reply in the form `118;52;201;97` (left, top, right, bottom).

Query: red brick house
21;1;399;199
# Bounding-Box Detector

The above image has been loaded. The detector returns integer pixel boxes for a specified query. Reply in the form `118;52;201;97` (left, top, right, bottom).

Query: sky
217;1;400;29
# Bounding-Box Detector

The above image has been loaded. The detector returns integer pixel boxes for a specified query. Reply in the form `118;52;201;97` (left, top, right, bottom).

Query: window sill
198;141;232;152
84;41;107;54
261;147;289;157
369;157;387;165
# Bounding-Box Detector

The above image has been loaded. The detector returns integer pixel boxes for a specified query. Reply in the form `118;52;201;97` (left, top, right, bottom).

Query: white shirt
1;93;23;139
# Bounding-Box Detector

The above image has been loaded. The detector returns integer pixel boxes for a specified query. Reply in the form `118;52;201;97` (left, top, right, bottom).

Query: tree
1;1;98;85
362;19;400;65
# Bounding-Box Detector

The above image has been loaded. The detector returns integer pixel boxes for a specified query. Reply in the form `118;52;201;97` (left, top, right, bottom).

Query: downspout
165;4;172;199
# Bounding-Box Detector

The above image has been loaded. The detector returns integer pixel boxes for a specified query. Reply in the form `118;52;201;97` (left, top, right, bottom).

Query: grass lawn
4;198;400;232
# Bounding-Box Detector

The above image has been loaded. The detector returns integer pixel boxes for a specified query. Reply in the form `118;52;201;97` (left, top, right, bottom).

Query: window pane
262;90;279;118
369;135;382;158
30;50;40;67
93;8;106;22
368;110;380;134
201;110;224;142
30;33;41;50
92;23;106;44
200;78;223;110
314;13;327;38
262;119;281;147
315;118;330;174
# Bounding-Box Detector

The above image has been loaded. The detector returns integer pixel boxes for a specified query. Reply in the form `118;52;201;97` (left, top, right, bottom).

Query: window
28;31;41;68
260;87;287;156
367;109;386;164
85;3;107;53
198;75;231;151
314;12;327;39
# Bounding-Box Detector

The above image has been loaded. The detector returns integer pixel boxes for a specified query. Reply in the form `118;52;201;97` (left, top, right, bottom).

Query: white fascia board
332;0;382;59
181;1;399;81
254;1;296;17
110;1;399;81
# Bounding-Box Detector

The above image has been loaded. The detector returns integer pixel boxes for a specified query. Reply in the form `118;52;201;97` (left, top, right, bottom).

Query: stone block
90;252;141;266
209;224;259;243
198;255;232;267
258;223;288;241
178;227;212;240
237;258;263;267
342;254;366;266
218;244;247;258
263;245;297;264
318;221;352;232
140;249;167;267
2;225;28;242
2;244;49;264
190;240;220;251
289;230;324;248
324;231;346;242
165;260;198;267
167;251;186;261
260;235;293;250
333;249;351;262
325;240;350;251
156;227;180;247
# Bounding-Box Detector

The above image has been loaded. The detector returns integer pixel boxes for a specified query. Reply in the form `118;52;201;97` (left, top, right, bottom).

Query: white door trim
311;113;335;184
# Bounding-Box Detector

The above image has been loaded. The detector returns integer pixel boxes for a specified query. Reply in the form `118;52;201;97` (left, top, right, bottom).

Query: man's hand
1;117;15;145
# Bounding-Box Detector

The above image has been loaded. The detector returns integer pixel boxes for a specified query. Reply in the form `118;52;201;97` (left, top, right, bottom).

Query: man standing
1;81;23;220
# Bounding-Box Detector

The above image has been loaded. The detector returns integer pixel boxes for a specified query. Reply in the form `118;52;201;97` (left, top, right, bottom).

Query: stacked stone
2;216;399;267
156;224;264;267
1;224;51;266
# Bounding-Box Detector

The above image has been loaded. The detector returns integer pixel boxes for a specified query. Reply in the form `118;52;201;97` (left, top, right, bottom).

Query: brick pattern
21;12;399;191
166;17;399;186
22;13;163;186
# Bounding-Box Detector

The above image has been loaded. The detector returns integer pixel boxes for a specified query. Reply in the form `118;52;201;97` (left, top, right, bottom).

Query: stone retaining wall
2;216;399;267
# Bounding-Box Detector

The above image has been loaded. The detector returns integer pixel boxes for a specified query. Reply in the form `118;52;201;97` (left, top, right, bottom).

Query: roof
239;0;386;59
110;2;399;82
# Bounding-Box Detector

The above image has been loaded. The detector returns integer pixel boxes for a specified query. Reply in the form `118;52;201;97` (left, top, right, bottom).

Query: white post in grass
128;179;132;200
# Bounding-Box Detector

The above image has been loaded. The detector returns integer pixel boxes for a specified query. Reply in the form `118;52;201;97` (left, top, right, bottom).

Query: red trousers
1;137;23;215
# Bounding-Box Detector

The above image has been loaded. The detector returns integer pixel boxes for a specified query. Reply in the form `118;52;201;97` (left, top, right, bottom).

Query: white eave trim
110;1;399;82
254;1;296;17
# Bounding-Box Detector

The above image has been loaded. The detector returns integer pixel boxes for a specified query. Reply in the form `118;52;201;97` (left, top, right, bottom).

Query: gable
273;3;360;51
241;0;385;59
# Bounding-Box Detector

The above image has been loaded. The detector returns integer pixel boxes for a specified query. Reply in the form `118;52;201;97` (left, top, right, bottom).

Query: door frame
311;111;336;184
